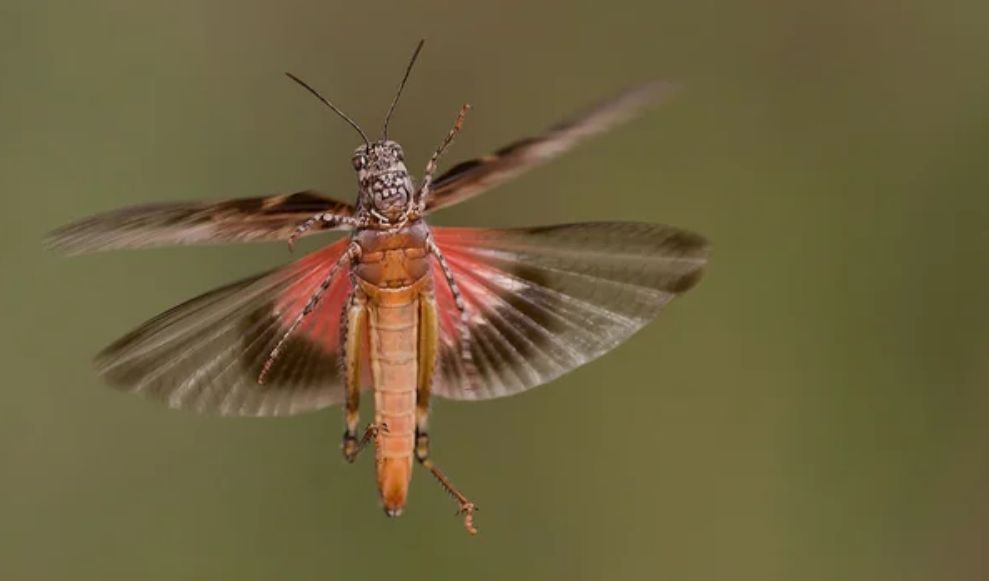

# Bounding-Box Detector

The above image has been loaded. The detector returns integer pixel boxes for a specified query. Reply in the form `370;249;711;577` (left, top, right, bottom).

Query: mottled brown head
353;140;415;224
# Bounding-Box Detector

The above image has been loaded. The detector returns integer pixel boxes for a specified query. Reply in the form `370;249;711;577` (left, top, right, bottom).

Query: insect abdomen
369;295;419;516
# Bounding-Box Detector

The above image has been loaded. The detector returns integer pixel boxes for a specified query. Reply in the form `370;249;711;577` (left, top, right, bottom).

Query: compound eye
352;155;367;170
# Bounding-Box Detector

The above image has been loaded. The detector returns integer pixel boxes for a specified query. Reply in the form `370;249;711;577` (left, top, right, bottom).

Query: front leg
288;212;364;251
415;104;470;210
342;289;370;462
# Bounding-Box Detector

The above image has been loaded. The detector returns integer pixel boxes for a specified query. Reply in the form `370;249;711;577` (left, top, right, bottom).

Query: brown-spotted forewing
45;41;710;535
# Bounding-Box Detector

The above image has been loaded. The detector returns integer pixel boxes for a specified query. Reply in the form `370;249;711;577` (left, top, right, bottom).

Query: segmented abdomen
370;295;419;515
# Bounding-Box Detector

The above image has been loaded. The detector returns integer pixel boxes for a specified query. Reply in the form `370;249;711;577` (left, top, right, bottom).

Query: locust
46;40;710;535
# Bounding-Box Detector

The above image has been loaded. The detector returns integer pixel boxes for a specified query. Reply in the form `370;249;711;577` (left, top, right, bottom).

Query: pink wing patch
271;238;372;388
273;238;353;355
430;228;496;354
427;222;709;401
430;227;529;400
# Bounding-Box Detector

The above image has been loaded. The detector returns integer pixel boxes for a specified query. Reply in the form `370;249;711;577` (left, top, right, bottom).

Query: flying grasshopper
46;41;710;535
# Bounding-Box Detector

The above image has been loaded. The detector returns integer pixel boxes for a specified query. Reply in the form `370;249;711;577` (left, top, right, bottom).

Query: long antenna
382;39;426;140
285;72;370;148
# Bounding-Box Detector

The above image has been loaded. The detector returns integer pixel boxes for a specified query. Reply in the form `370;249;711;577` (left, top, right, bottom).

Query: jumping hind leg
341;290;375;462
416;291;478;535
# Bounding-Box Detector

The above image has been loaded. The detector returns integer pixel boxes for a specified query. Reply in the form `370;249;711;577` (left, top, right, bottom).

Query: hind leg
341;290;372;462
416;290;478;535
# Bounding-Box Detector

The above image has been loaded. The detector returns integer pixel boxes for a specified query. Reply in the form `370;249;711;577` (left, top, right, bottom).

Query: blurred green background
3;0;989;579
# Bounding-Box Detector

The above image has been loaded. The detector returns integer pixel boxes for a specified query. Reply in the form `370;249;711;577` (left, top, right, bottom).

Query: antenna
285;72;370;148
382;39;426;140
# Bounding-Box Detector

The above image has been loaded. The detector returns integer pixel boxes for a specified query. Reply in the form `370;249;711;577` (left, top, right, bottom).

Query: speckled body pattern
46;49;710;535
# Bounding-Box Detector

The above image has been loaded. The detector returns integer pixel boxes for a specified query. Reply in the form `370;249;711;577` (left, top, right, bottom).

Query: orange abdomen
369;295;419;516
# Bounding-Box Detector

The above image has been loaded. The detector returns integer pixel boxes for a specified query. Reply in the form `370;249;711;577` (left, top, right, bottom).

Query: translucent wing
46;191;356;255
424;81;676;214
429;223;709;401
96;238;365;416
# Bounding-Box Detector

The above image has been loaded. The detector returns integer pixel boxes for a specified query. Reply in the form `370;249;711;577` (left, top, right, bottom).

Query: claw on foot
457;502;478;535
287;231;303;252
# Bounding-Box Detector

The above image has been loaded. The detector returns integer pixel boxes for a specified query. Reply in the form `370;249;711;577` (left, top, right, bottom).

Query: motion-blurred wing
424;81;676;214
46;191;356;255
96;238;364;416
429;223;709;401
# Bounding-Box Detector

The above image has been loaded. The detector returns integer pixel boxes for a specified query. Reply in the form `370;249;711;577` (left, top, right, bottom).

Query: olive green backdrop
3;1;989;580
